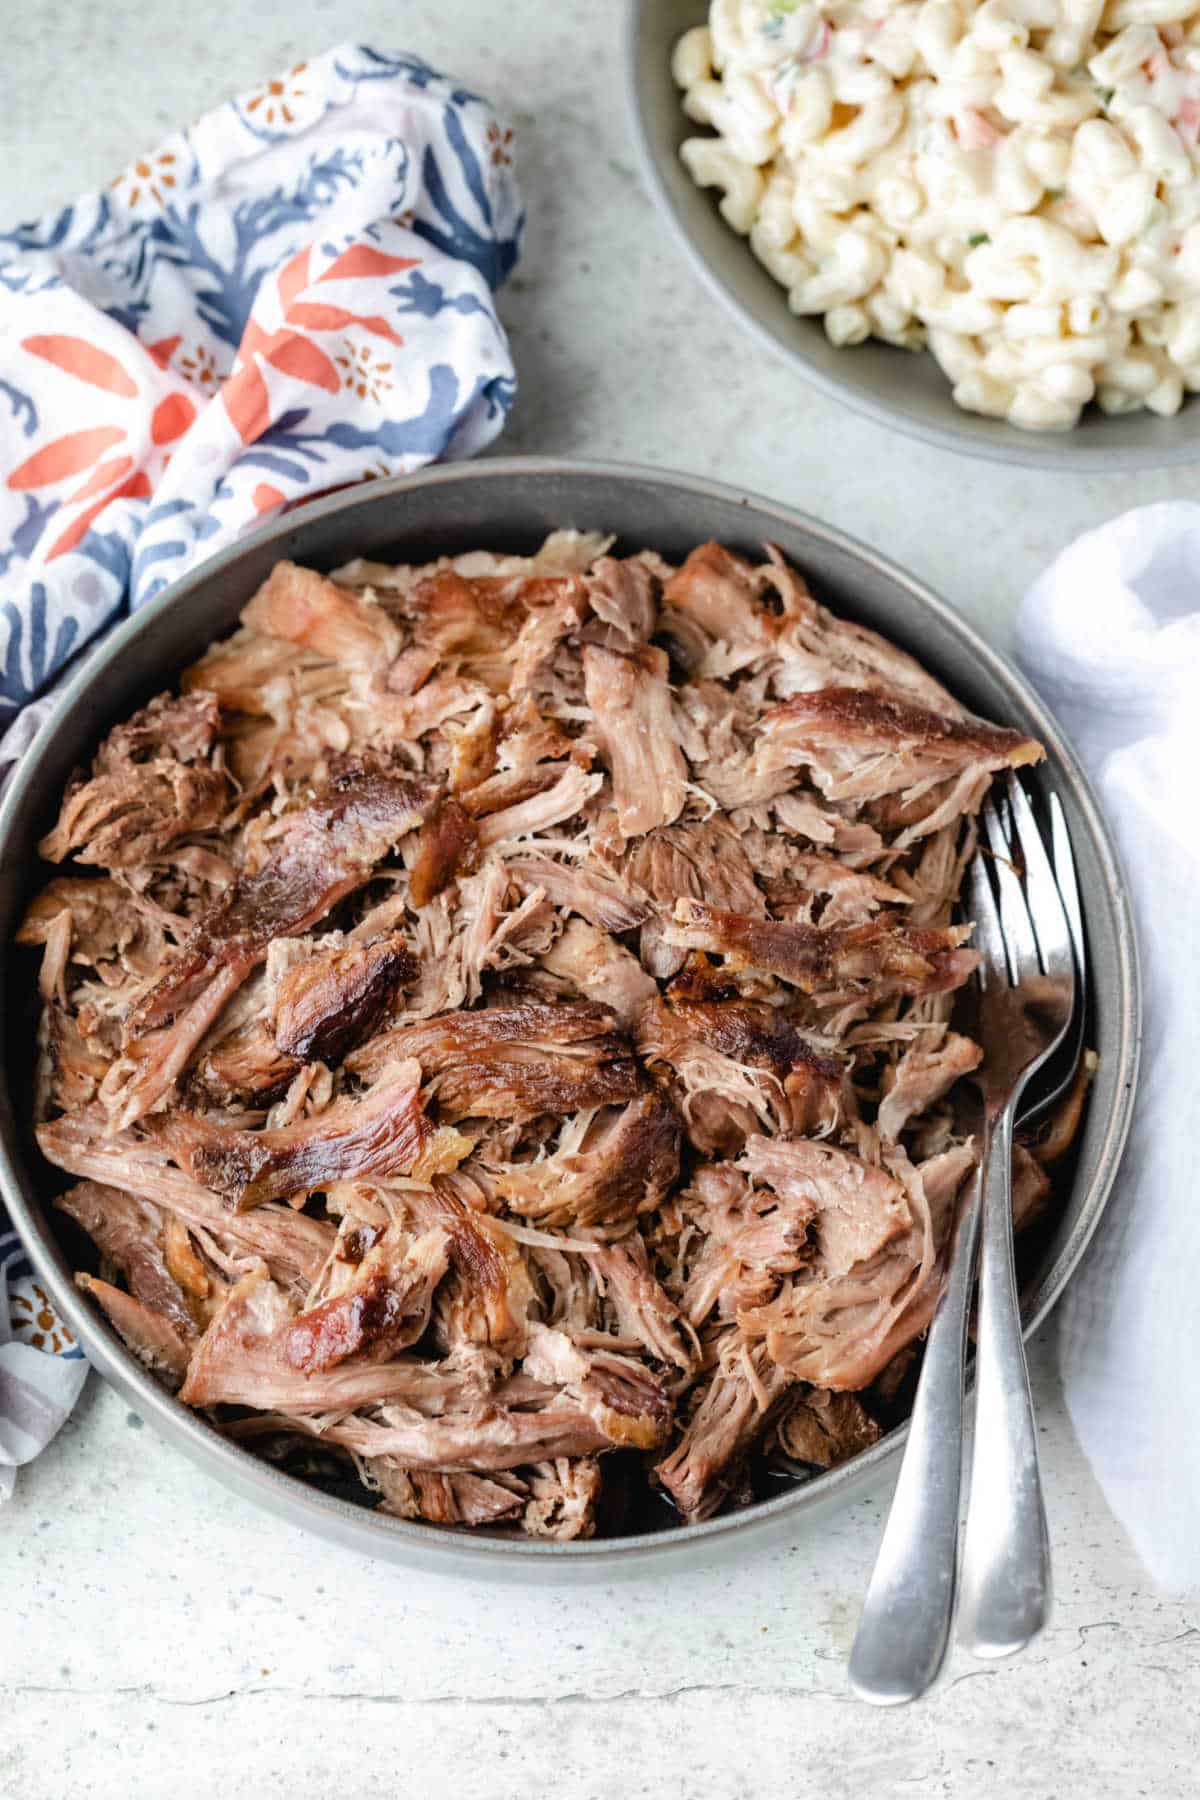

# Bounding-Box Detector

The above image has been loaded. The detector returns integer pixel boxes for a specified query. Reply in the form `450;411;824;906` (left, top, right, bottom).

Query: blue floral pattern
0;41;523;765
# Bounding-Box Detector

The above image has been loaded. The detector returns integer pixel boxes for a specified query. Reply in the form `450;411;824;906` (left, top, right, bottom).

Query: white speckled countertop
3;3;1197;1794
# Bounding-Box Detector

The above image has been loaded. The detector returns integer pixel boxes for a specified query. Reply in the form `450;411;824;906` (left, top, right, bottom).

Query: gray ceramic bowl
626;0;1200;471
0;459;1140;1574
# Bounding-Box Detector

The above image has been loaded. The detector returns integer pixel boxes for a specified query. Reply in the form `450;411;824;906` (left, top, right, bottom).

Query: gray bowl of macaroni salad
626;0;1200;467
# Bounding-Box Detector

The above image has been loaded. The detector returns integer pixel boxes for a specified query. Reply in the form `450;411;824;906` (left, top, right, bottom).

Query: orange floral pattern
11;1281;76;1355
219;244;415;446
335;340;394;403
3;330;173;560
244;62;309;129
487;123;514;166
111;149;180;211
176;343;222;391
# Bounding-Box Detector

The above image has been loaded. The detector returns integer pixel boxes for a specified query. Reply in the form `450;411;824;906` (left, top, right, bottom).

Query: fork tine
965;850;1007;987
982;795;1039;985
1006;776;1072;990
1049;791;1086;982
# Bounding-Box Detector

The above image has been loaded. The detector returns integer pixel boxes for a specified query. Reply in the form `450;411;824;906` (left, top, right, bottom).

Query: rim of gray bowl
623;0;1200;472
0;457;1141;1570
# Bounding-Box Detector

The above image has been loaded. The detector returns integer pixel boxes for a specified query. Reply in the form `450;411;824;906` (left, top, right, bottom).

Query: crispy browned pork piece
106;764;432;1128
283;1224;451;1372
270;934;417;1063
407;795;479;908
57;1178;212;1385
523;1321;674;1451
189;1016;300;1104
637;996;844;1153
375;1464;527;1530
489;1094;680;1235
24;533;1073;1540
149;1059;468;1210
56;1179;204;1342
39;692;227;869
76;1274;194;1384
665;900;979;1002
623;816;763;980
38;1110;335;1292
405;1182;536;1358
178;1267;463;1413
347;999;644;1121
760;687;1042;804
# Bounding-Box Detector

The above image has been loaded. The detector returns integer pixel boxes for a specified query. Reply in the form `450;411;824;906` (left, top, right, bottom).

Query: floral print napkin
0;41;522;1494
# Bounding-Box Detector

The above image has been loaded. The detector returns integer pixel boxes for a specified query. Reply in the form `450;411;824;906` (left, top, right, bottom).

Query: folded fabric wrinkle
1018;501;1199;1593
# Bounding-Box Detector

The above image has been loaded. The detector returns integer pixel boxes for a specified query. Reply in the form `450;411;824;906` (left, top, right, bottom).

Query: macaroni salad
673;2;1200;429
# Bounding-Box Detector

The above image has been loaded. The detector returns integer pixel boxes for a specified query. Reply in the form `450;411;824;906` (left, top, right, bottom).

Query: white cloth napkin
1017;501;1200;1593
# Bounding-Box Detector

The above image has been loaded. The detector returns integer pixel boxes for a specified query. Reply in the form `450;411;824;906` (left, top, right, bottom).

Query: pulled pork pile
23;532;1066;1538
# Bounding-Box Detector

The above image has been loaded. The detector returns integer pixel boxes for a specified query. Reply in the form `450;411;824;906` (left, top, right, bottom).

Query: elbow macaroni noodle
673;1;1200;429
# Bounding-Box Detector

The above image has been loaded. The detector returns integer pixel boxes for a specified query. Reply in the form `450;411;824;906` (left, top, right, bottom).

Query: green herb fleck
1095;84;1115;108
967;232;990;247
1045;187;1064;202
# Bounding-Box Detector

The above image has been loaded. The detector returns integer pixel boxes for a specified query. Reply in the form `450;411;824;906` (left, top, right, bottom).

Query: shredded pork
23;532;1071;1539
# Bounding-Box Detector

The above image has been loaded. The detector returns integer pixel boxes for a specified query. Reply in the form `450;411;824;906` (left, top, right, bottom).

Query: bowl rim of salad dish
0;457;1141;1571
625;0;1200;473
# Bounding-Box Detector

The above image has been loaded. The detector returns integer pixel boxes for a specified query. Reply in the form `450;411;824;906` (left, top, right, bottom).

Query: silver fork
1018;796;1086;1130
849;778;1079;1704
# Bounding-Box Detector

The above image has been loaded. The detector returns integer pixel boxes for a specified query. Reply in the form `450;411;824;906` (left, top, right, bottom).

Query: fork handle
848;1164;983;1704
958;1104;1051;1658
